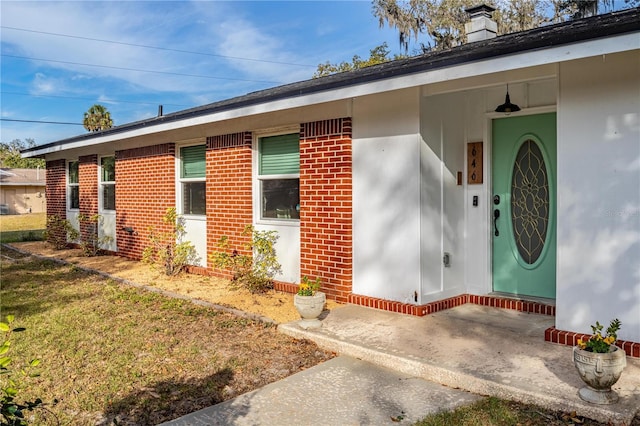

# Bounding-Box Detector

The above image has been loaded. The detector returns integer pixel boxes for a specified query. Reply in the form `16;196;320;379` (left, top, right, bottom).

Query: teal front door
492;113;556;299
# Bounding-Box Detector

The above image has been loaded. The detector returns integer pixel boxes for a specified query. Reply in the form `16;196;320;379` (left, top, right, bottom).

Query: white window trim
253;128;301;226
175;140;207;218
98;155;116;213
66;160;80;211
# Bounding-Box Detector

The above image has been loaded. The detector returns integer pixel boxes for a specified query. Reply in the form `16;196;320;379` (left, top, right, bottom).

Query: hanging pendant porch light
495;86;521;115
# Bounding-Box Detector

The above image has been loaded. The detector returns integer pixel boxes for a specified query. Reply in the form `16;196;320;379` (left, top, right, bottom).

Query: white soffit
27;32;639;158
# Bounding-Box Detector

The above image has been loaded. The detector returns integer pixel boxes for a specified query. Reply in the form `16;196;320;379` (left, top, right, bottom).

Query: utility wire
2;54;284;84
1;118;84;126
1;91;191;108
0;25;316;68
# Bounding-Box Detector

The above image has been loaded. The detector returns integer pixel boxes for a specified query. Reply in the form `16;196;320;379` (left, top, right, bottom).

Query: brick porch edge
545;326;640;359
347;293;556;317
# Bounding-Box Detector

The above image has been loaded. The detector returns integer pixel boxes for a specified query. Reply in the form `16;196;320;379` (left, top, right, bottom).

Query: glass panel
183;181;206;215
511;140;549;264
260;134;299;175
261;179;300;219
68;161;79;184
102;183;116;211
69;186;79;209
101;156;115;182
181;145;206;179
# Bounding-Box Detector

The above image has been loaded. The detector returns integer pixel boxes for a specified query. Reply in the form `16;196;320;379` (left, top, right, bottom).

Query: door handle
493;209;500;236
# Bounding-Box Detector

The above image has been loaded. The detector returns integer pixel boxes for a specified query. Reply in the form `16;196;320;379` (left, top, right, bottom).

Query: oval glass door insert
511;139;549;264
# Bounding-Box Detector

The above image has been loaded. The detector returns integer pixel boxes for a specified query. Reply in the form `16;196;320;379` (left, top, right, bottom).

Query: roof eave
21;7;640;158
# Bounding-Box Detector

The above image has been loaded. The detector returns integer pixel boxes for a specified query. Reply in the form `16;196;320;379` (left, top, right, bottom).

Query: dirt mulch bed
7;241;343;324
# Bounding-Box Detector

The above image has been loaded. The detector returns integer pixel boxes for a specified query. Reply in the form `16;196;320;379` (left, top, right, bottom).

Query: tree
314;43;407;78
371;0;634;52
0;138;45;169
494;0;549;34
553;0;637;20
83;104;113;132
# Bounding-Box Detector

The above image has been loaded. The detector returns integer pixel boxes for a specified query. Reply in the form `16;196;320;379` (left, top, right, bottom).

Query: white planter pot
573;345;627;404
293;292;326;329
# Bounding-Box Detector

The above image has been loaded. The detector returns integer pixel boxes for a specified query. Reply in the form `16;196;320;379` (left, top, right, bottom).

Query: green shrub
211;225;281;293
142;208;198;276
43;215;78;250
77;214;113;257
0;316;51;426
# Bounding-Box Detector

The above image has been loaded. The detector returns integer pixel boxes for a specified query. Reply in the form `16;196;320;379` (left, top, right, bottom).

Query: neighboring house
23;7;640;351
0;168;46;214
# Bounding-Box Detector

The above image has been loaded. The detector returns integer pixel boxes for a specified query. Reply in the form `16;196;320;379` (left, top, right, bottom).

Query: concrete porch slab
279;304;640;425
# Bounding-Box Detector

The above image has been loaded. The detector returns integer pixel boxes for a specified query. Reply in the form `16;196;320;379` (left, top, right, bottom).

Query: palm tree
83;104;114;132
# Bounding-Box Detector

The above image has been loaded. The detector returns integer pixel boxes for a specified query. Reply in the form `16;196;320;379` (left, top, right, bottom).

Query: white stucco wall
182;217;206;267
420;93;466;302
253;222;300;284
352;78;558;304
352;88;422;303
98;210;118;253
420;81;557;302
556;51;640;343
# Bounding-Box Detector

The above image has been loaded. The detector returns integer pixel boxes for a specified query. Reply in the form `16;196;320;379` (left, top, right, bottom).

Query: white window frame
253;128;300;225
99;155;116;212
67;160;79;211
176;141;207;217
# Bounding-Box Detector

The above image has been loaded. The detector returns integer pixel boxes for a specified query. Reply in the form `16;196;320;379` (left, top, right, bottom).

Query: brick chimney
465;4;497;43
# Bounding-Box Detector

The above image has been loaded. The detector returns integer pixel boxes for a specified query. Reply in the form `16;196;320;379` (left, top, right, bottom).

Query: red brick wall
115;143;176;259
78;155;98;242
300;118;353;302
45;159;67;244
46;159;66;218
206;132;253;275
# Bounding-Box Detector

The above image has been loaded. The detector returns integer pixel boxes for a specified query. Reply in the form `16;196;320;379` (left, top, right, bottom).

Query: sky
0;0;416;146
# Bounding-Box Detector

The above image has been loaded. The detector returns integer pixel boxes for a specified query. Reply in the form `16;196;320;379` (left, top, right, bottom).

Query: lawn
414;397;627;426
0;247;333;425
0;213;46;243
3;241;636;426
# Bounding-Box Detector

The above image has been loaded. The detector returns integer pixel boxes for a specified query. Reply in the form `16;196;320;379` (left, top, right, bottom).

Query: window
259;134;299;220
67;161;79;209
180;145;206;215
100;156;115;211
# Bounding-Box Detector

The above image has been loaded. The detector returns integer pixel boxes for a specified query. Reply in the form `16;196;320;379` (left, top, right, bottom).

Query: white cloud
97;95;118;105
1;1;236;94
194;3;315;84
31;73;60;95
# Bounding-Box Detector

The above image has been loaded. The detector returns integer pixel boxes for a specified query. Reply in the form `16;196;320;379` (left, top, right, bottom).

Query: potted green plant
293;276;325;329
573;319;626;404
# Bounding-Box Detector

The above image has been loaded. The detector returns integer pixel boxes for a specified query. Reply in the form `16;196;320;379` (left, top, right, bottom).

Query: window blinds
259;134;299;175
181;145;206;178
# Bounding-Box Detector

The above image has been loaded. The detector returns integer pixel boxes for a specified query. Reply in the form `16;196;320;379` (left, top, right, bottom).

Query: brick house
23;8;640;353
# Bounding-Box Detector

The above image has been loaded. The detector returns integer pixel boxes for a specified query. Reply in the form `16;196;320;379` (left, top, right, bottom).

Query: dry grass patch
415;396;640;426
1;248;335;425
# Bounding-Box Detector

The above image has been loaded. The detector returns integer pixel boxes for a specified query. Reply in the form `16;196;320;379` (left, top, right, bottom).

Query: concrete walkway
165;303;640;425
160;356;481;425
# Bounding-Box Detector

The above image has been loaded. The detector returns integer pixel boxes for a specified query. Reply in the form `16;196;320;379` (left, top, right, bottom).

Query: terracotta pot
573;345;627;404
293;292;326;329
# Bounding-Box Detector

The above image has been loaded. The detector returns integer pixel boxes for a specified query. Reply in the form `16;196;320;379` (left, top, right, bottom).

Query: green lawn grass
0;248;332;425
0;213;46;243
414;396;615;426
